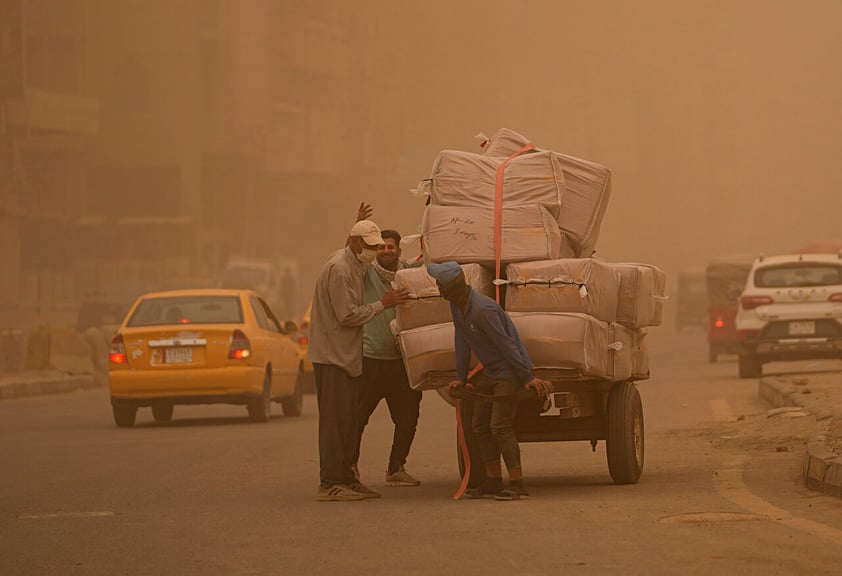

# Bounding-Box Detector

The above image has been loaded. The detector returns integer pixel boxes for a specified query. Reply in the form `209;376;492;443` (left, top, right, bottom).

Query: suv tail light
109;334;128;364
830;293;842;302
740;295;774;310
228;330;251;359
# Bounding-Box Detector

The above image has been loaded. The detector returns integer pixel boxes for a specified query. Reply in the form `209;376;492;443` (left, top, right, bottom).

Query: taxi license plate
158;347;192;364
788;321;815;336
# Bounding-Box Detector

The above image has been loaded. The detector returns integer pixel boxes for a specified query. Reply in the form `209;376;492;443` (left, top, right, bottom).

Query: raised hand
356;202;373;222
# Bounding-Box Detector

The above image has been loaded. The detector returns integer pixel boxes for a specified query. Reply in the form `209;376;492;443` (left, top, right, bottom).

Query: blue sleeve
453;306;470;383
475;308;534;384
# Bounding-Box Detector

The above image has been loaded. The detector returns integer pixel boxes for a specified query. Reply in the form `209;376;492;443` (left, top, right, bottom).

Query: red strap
493;144;535;301
453;399;471;500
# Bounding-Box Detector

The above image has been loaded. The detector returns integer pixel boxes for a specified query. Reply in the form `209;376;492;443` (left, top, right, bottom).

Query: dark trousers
314;363;361;488
353;357;422;474
472;376;522;474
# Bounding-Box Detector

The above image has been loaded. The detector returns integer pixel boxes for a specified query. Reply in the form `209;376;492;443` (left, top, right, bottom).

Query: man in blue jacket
427;261;552;500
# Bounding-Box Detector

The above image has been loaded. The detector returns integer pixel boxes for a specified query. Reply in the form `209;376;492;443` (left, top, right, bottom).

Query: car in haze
295;301;315;393
735;253;842;378
108;289;304;427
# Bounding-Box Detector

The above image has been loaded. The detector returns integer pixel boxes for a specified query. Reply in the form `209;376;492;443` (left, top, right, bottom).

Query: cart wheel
606;381;644;484
455;399;487;489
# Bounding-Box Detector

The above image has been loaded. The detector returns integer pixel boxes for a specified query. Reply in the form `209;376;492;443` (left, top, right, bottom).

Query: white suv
735;253;842;378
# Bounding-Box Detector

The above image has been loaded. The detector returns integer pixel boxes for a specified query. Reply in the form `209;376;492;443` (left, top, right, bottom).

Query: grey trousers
314;363;361;488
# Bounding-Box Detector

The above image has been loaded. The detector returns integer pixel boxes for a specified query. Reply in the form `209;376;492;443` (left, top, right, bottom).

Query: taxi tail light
109;334;128;364
228;329;251;360
740;295;774;310
829;293;842;302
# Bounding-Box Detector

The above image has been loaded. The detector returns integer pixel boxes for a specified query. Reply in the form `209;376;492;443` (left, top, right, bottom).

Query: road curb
759;377;842;499
0;373;100;400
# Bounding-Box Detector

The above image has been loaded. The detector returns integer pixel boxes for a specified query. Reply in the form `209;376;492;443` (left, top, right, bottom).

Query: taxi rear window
754;265;842;288
127;296;243;327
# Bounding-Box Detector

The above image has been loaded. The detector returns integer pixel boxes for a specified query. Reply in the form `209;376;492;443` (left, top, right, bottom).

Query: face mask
357;248;377;264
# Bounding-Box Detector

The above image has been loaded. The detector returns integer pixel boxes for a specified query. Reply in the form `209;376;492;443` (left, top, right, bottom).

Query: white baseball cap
349;220;384;246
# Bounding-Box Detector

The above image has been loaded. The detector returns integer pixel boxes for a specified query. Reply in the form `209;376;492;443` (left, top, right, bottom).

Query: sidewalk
759;370;842;499
0;369;100;400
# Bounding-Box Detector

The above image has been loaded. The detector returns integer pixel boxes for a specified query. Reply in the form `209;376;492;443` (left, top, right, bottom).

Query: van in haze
220;256;300;321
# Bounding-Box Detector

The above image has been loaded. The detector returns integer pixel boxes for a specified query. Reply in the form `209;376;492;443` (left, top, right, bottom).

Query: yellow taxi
108;289;304;427
295;301;315;392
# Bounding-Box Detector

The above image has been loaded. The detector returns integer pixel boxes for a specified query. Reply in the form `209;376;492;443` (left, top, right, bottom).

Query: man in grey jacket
308;218;409;502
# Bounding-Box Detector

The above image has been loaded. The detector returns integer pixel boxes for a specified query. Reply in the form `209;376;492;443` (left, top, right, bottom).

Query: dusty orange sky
347;0;842;282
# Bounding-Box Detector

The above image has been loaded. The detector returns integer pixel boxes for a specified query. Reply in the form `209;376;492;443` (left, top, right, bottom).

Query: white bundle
504;258;621;323
421;204;570;266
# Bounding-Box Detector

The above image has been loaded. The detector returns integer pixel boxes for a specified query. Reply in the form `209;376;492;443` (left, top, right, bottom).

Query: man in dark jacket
427;261;551;500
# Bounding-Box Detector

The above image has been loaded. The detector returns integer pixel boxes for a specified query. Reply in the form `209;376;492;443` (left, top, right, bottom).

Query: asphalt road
2;327;842;575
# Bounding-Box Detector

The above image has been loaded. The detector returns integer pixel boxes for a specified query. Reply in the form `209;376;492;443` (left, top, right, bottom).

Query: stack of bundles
503;258;666;381
395;128;664;389
418;128;612;263
393;263;491;390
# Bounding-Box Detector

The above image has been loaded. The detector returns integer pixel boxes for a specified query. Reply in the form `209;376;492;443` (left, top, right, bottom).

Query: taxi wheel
281;368;304;417
113;405;137;428
247;373;272;423
151;403;174;423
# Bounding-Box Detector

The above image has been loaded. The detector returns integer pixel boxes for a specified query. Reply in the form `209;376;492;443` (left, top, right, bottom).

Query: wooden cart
429;368;645;487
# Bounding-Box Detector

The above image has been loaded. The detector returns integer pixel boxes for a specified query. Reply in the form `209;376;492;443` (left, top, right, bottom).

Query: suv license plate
164;347;193;364
788;321;815;336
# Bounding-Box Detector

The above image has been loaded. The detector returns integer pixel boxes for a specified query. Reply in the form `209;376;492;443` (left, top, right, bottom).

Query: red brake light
738;329;760;341
740;295;774;310
297;335;308;345
830;293;842;302
109;334;128;364
714;318;724;328
228;329;251;360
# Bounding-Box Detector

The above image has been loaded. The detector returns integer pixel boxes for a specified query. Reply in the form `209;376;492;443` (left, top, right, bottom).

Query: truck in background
220;256;301;322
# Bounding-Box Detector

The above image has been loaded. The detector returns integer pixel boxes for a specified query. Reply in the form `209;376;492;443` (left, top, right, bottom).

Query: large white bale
631;328;650;380
480;128;612;258
393;264;494;331
611;262;667;328
397;322;476;391
508;312;632;381
421;149;565;222
504;258;621;322
421;204;571;266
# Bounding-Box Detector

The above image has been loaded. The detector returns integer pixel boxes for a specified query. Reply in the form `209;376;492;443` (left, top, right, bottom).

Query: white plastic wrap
508;312;632;381
420;149;565;222
393;263;494;331
479;128;612;258
397;322;464;391
611;262;667;328
421;204;571;266
504;259;621;322
631;328;650;380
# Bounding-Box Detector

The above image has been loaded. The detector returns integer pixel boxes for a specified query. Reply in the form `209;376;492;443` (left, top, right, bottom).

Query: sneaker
385;467;421;487
460;487;498;499
348;481;381;499
493;486;530;501
317;484;366;502
460;478;503;500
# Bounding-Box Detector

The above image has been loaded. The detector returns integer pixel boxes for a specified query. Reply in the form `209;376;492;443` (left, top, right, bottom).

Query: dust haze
2;0;841;331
